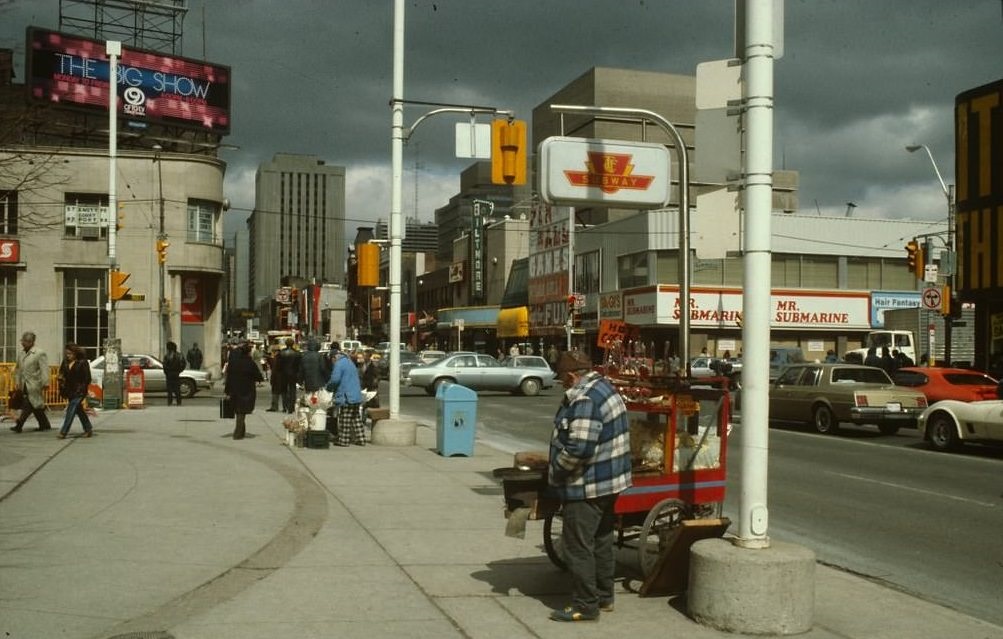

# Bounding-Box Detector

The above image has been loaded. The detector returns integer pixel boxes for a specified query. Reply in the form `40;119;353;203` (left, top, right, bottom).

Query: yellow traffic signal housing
940;284;951;316
156;239;170;264
491;119;527;185
110;270;131;301
914;243;925;280
356;243;380;287
905;240;920;278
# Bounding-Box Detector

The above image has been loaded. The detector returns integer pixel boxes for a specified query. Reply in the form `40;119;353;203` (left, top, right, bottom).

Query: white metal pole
389;0;404;419
737;0;775;549
107;40;121;339
566;207;575;351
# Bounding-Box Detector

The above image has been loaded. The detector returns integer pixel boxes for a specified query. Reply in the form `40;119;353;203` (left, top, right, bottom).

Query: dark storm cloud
3;0;1001;234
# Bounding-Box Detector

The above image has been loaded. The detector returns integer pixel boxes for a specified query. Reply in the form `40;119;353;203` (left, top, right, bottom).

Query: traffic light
940;284;951;317
567;294;576;326
155;238;169;264
110;270;131;301
116;203;125;231
491;119;527;185
356;242;379;287
905;240;921;279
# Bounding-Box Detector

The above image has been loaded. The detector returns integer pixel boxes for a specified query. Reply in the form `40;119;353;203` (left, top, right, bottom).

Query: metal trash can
435;382;477;457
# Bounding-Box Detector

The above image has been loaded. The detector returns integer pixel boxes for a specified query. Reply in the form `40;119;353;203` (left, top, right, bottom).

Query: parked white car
917;399;1003;452
90;354;212;398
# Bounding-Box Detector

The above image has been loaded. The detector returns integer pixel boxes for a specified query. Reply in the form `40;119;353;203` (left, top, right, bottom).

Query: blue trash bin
435;382;478;457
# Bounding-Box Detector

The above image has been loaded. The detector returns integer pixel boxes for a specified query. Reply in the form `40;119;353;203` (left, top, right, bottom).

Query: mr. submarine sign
540;137;671;208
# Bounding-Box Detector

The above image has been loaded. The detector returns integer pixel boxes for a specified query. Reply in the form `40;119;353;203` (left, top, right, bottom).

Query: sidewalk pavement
1;402;1001;639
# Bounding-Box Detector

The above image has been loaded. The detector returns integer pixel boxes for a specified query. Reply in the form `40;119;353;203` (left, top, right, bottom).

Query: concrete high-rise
249;153;346;307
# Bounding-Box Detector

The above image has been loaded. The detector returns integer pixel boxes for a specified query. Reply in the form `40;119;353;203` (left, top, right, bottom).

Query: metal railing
0;364;70;411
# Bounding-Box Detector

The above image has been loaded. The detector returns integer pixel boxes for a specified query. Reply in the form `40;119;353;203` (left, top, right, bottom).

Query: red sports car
891;367;999;404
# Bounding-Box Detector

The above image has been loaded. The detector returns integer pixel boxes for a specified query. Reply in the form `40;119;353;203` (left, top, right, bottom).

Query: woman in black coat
224;341;264;440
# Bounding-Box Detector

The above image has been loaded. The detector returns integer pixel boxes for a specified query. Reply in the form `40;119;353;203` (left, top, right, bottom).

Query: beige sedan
770;363;928;435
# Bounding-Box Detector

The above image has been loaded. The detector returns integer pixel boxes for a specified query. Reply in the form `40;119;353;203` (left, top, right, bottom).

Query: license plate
885;402;902;412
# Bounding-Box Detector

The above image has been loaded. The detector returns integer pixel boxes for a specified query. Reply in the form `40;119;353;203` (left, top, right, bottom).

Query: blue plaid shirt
549;371;632;501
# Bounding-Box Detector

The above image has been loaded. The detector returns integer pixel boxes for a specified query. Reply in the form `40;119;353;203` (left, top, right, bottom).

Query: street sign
923;264;938;284
539;136;671;208
921;286;942;311
572;292;585;310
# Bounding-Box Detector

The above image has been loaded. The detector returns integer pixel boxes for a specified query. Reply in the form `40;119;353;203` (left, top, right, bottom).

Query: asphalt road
396;383;1003;627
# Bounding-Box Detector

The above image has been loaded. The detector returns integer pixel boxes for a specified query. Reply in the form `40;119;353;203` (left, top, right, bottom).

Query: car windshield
512;356;549;368
831;367;891;384
944;372;996;386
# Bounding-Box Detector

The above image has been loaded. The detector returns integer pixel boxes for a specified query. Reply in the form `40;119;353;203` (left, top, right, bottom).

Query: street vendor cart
497;375;731;578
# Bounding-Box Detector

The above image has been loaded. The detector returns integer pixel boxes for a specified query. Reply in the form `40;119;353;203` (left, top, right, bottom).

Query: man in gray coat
11;331;53;432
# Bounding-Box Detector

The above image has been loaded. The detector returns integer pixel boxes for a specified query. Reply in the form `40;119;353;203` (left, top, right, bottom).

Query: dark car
377;350;421;380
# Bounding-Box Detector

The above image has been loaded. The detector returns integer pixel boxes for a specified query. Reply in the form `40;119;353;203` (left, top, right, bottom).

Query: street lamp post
153;145;167;355
906;143;955;364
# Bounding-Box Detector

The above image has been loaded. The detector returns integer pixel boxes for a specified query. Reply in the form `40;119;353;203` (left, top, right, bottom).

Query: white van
339;339;363;353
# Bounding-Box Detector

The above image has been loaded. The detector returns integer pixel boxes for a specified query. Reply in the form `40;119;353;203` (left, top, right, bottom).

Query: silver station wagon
405;353;555;396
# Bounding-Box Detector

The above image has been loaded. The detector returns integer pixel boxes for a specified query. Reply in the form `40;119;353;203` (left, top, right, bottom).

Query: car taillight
917;397;927;407
856;395;868;407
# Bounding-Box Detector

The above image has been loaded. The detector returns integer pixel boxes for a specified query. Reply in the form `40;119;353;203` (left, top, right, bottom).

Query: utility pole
154;145;167;355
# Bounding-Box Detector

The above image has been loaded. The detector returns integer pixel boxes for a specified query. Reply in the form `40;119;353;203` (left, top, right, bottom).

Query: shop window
62;269;109;361
0;190;18;235
0;270;16;362
187;199;219;244
618;251;649;289
654;252;679;284
64;194;108;239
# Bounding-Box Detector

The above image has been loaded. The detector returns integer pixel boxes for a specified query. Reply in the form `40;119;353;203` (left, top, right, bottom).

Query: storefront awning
497;307;529;338
437;306;500;329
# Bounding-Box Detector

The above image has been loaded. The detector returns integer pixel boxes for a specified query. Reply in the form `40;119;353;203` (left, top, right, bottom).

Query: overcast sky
3;0;1002;244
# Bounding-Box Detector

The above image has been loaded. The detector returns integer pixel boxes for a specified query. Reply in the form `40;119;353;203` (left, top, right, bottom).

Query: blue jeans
60;396;93;435
561;495;617;614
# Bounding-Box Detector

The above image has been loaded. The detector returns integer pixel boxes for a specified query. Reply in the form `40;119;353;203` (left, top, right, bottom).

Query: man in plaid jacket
548;349;631;622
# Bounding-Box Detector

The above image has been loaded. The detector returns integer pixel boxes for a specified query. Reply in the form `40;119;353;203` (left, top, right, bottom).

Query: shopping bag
220;397;235;419
8;388;24;411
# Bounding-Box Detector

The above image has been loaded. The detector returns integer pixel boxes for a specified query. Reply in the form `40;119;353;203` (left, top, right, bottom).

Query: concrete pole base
371;418;417;446
688;538;815;635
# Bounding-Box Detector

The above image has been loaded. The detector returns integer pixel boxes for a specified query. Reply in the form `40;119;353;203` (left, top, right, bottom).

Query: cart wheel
638;498;689;577
543;513;567;571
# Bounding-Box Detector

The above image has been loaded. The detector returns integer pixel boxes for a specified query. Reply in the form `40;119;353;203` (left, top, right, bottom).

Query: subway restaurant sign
539;136;671;208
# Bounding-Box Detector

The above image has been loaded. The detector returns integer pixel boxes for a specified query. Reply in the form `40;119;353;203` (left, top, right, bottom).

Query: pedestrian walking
277;338;301;413
10;331;53;433
879;346;897;374
547;343;559;371
299;338;330;392
185;342;203;370
325;344;365;446
223;340;264;440
162;341;186;406
56;343;93;439
265;346;283;411
547;349;631;622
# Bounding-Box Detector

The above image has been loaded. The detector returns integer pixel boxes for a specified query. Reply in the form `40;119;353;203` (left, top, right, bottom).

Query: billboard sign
540;136;671;208
26;27;231;133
